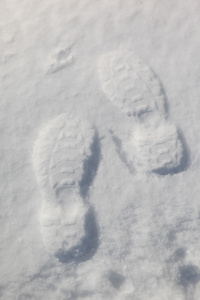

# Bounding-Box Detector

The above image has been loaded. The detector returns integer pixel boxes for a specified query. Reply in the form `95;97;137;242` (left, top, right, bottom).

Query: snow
1;0;200;299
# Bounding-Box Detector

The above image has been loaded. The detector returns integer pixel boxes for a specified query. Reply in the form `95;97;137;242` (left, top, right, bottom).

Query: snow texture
1;0;200;299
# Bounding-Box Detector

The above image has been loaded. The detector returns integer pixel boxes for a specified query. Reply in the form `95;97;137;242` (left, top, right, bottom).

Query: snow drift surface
1;0;200;299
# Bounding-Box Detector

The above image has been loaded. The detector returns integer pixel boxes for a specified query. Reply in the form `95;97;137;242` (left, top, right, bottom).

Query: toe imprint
98;49;166;120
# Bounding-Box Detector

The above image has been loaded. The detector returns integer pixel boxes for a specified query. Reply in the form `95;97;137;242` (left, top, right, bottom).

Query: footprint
33;113;100;263
46;47;73;74
98;49;188;175
1;51;15;63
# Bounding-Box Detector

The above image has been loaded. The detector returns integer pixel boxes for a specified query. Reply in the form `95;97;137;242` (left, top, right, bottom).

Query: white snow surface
1;0;200;299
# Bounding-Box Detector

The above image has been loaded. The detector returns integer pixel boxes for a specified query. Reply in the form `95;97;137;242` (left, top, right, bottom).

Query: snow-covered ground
1;0;200;299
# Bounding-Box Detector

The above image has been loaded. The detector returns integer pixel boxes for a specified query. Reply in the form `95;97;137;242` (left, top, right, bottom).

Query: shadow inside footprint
153;128;190;176
55;207;99;263
108;271;125;289
173;248;186;262
178;264;200;288
167;248;186;265
110;130;135;173
80;130;101;199
55;131;101;264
